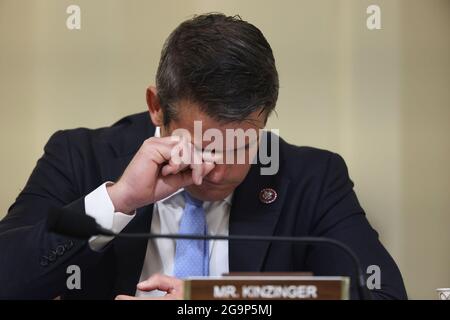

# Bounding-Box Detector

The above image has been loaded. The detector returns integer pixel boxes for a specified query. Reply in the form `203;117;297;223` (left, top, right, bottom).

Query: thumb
169;169;195;189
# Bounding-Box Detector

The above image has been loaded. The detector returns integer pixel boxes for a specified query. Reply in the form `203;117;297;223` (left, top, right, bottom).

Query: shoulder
277;137;349;181
46;112;154;156
59;111;152;143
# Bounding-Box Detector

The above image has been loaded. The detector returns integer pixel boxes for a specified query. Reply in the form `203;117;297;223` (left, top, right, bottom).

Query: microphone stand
99;228;372;300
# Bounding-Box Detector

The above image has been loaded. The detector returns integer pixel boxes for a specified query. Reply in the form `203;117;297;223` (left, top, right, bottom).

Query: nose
205;164;228;184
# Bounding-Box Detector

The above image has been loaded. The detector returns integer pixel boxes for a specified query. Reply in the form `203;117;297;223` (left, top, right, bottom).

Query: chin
186;184;233;202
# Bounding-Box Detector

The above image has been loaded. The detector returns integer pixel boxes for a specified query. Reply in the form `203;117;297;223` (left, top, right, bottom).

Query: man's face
160;101;266;202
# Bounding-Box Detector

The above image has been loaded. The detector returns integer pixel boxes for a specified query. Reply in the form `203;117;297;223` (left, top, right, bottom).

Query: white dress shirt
84;127;232;297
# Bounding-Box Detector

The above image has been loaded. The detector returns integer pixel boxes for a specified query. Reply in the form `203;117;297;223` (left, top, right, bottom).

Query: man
0;13;407;300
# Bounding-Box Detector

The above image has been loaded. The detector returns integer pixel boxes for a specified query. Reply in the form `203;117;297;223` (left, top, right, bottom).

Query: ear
146;86;164;127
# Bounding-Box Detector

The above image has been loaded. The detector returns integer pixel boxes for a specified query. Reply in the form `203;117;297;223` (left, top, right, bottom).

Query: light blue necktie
173;191;209;278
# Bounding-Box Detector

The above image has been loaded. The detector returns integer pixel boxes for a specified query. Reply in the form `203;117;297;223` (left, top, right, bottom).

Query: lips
202;179;222;186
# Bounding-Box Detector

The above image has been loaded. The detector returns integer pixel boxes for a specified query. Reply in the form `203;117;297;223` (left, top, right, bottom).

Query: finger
142;136;182;165
164;142;184;174
153;168;195;201
190;163;203;185
136;274;183;293
201;162;216;178
136;275;182;293
190;144;205;185
163;136;195;172
177;169;196;188
115;295;137;300
161;158;190;177
192;160;216;185
159;170;194;193
161;163;180;176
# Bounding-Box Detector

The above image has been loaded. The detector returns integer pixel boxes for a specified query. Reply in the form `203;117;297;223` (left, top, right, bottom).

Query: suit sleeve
304;153;407;300
0;131;107;299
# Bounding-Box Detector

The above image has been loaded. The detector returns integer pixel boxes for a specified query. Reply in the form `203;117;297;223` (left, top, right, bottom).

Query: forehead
171;101;266;130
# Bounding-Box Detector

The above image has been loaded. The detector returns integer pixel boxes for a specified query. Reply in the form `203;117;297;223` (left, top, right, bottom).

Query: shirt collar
159;188;233;206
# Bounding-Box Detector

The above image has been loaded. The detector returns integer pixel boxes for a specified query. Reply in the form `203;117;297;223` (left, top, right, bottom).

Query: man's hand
107;136;215;214
115;274;184;300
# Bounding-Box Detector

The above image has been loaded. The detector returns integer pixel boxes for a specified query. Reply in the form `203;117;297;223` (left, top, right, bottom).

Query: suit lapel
229;163;290;272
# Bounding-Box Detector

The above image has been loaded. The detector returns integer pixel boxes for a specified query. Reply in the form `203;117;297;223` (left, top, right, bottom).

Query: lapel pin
259;188;277;204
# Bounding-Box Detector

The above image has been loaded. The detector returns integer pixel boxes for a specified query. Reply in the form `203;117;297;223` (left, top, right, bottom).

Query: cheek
227;164;252;182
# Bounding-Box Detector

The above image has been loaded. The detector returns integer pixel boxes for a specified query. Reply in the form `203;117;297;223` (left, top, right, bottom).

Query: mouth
201;179;222;187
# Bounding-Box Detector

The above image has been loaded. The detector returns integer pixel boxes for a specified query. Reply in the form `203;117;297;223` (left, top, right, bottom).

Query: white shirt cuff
84;182;135;251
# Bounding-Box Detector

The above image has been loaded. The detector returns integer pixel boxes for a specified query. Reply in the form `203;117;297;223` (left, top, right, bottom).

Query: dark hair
156;13;279;126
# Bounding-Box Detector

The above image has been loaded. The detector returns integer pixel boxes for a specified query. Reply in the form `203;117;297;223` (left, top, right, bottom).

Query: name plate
183;276;349;300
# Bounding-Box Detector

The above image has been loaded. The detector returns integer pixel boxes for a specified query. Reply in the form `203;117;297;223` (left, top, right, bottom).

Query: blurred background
0;0;449;299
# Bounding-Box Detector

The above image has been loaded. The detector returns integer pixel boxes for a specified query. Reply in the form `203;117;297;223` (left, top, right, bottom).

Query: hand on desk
115;274;183;300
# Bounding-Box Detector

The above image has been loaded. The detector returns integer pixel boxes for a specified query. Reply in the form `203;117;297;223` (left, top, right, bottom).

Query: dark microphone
47;206;372;300
47;207;115;238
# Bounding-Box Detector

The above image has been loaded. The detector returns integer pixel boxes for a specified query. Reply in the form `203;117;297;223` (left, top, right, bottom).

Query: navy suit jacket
0;112;407;299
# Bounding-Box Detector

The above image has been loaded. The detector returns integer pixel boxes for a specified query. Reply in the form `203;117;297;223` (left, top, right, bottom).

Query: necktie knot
183;191;203;208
